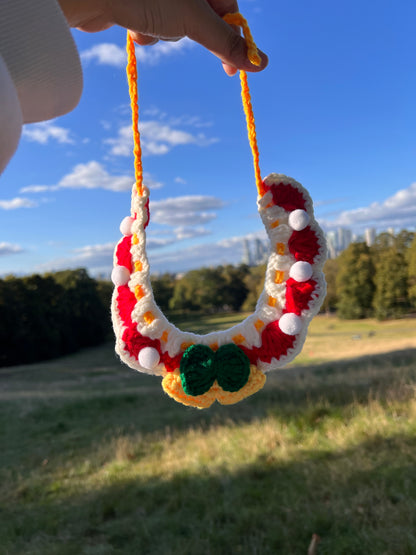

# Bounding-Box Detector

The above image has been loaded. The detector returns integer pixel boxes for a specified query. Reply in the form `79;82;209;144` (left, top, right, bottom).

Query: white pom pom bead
111;265;130;287
279;313;303;336
138;347;160;370
288;209;310;231
289;261;313;282
120;216;134;236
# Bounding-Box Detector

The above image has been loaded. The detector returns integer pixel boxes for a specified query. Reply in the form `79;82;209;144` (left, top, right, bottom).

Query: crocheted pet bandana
111;14;327;409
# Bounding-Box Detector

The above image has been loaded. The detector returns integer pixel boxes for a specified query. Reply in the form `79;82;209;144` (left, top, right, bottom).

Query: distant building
254;238;268;265
242;239;253;266
326;231;338;259
325;225;399;258
364;227;376;247
241;237;269;266
337;228;352;251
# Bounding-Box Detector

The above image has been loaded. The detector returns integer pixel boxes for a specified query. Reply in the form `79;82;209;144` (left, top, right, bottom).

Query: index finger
185;1;268;73
207;0;241;75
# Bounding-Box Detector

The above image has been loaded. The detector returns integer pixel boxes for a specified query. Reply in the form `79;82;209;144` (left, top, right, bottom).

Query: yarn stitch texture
111;15;327;409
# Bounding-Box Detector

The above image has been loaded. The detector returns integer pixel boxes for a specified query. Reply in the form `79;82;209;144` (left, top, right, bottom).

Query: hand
58;0;268;76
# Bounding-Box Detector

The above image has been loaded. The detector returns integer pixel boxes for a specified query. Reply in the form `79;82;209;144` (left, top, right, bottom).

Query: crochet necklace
111;13;327;409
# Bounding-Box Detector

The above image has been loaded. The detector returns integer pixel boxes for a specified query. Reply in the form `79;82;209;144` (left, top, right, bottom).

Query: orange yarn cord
126;32;144;196
223;13;264;196
126;13;264;198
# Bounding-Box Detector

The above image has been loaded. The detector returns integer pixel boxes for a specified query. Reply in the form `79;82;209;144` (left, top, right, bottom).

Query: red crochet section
143;198;150;229
122;326;161;360
116;236;133;273
258;321;296;362
288;226;320;264
285;278;317;315
240;321;296;364
116;285;136;327
161;351;183;373
116;285;163;361
237;345;258;365
267;182;307;211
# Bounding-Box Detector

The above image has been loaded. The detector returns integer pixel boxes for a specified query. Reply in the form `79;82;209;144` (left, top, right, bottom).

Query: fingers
129;31;159;46
186;1;268;73
207;1;241;75
222;62;238;76
206;0;240;17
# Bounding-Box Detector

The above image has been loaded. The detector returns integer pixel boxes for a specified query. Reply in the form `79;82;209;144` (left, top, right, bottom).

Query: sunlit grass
1;316;416;553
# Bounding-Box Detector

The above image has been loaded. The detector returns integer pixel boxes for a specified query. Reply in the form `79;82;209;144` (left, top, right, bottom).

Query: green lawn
1;315;416;554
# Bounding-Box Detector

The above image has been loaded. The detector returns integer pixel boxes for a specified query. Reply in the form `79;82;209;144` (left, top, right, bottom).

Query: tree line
322;230;416;319
0;265;263;368
1;230;415;367
152;264;263;314
0;269;113;367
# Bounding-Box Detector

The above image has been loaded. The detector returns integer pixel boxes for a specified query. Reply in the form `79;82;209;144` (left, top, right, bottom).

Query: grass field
1;315;416;554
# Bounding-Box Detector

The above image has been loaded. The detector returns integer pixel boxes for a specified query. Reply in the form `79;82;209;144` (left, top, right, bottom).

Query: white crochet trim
111;173;327;375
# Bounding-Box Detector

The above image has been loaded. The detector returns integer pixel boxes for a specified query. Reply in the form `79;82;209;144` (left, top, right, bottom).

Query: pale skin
58;0;268;76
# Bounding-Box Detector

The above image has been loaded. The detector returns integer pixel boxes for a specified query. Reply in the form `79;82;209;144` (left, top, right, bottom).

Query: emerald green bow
180;343;251;397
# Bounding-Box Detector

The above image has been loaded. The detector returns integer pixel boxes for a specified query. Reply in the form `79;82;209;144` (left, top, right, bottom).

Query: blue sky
1;0;416;276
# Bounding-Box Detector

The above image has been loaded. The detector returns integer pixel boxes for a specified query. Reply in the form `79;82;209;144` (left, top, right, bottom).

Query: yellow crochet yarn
162;365;266;409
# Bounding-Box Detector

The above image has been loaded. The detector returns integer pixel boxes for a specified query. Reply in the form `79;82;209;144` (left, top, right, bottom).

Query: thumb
185;5;268;73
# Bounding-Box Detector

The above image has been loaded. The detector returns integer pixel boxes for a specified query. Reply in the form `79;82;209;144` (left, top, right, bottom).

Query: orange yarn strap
126;13;264;198
126;32;144;196
223;13;264;196
222;12;261;66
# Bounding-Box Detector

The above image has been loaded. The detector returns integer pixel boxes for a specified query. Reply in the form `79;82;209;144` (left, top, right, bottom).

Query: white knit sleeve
0;0;83;122
0;55;23;174
0;0;83;173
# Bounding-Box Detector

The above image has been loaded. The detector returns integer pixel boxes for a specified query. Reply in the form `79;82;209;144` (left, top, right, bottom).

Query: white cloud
174;177;187;185
80;38;193;68
146;225;211;248
20;185;59;193
150;195;224;226
149;230;267;273
136;39;193;65
21;161;134;194
0;197;37;210
22;120;74;145
106;121;217;157
34;228;266;276
143;174;164;190
0;242;24;256
34;228;209;272
81;43;126;67
58;161;132;191
140;121;196;155
21;162;161;194
169;115;213;129
146;237;175;250
104;126;133;157
174;226;211;240
35;242;116;275
72;243;116;266
321;182;416;231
